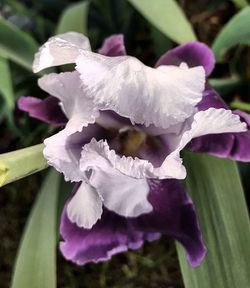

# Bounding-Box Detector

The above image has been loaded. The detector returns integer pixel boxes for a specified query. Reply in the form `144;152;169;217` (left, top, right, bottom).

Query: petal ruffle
76;51;205;129
80;107;246;181
60;202;160;265
89;166;152;218
156;41;215;76
188;88;250;161
43;125;107;181
159;107;246;178
33;32;91;72
80;138;186;180
80;138;153;217
60;179;206;267
17;96;67;126
98;34;126;56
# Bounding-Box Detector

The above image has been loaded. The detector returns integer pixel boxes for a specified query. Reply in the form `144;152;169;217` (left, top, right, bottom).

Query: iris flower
18;33;250;267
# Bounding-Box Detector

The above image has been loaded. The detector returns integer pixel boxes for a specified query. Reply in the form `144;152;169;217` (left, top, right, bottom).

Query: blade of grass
231;0;249;8
0;17;38;70
56;1;89;34
230;101;250;112
177;152;250;288
11;169;59;288
0;53;14;111
209;77;241;97
127;0;196;44
212;7;250;61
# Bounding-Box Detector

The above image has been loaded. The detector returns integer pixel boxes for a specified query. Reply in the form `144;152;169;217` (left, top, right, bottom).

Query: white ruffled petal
90;168;152;217
79;140;152;217
156;108;247;178
173;107;247;153
38;71;99;135
80;138;183;182
79;108;246;181
43;125;104;182
80;138;155;179
67;182;103;229
33;32;91;72
43;130;84;182
76;52;205;129
76;52;205;128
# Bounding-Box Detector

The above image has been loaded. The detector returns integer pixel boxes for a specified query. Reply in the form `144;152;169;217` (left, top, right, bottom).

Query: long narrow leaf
0;53;14;110
11;169;59;288
231;0;249;8
0;17;38;70
0;144;48;187
56;1;89;34
230;101;250;112
177;152;250;288
209;77;241;97
127;0;196;44
212;7;250;61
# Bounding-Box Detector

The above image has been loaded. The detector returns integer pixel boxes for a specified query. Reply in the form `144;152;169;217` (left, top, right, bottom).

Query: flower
18;33;248;267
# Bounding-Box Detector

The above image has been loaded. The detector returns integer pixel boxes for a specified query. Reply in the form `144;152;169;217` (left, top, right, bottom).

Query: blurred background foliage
0;0;249;287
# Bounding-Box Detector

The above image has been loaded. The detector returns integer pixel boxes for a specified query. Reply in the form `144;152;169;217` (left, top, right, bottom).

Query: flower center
119;128;146;157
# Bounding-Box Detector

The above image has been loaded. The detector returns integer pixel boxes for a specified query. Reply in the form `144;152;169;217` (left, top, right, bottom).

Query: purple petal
60;198;160;265
60;180;206;267
156;41;215;76
135;179;207;267
18;96;67;126
98;34;126;56
229;110;250;161
197;86;228;111
188;133;235;159
219;131;250;162
189;88;250;162
188;129;250;162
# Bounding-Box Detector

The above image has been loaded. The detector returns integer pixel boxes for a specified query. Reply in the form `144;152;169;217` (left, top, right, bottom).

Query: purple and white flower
18;33;249;267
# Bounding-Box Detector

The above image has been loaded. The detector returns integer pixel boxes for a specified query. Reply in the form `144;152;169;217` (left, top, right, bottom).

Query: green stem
0;144;48;187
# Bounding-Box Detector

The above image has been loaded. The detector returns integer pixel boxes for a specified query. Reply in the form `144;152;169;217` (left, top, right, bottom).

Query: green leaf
150;25;173;58
231;0;249;8
0;144;48;187
11;169;59;288
0;53;14;110
56;1;89;34
230;101;250;112
212;7;250;61
4;0;49;42
56;181;72;240
209;77;241;97
0;17;38;70
127;0;196;44
177;152;250;288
